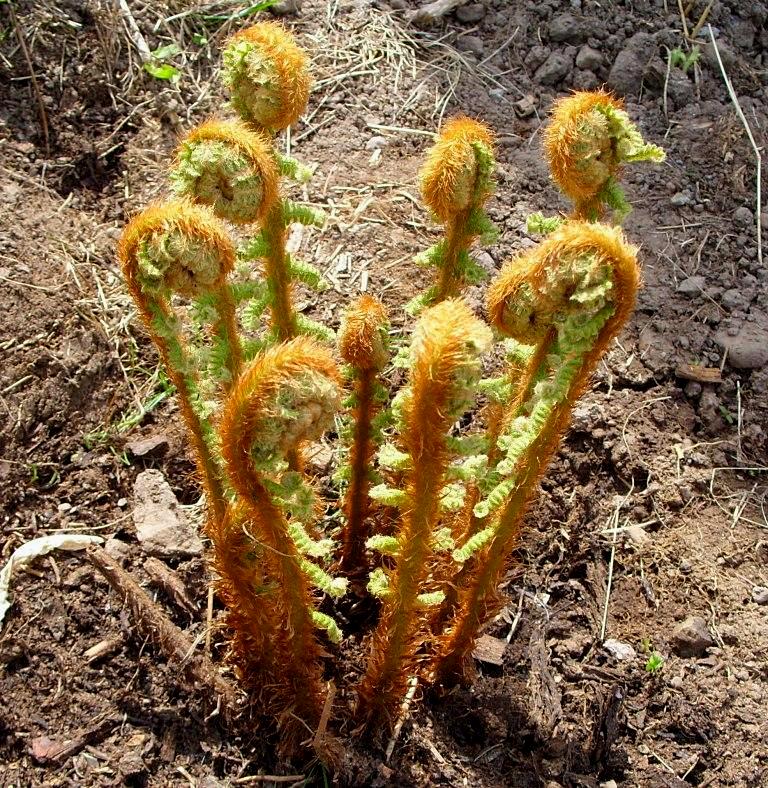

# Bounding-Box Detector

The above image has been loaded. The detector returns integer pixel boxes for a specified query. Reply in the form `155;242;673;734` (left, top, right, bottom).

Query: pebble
752;586;768;605
721;288;745;311
625;523;651;547
607;33;655;96
365;135;389;150
576;45;603;70
534;52;573;85
525;45;551;71
459;35;484;57
603;639;636;661
734;206;753;227
684;381;702;398
671;191;692;207
456;3;486;23
104;537;133;566
126;434;169;458
132;469;203;558
549;13;590;44
670;675;684;689
714;317;768;369
671;616;715;658
677;275;706;295
269;0;301;14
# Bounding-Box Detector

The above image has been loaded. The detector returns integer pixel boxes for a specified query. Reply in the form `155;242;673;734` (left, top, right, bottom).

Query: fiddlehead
432;221;640;686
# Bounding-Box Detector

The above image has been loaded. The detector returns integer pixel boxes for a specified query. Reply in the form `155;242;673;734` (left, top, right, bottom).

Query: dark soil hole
56;146;123;195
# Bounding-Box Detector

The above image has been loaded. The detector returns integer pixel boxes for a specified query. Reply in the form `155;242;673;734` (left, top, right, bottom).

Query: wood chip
675;363;722;383
472;633;507;667
83;636;122;664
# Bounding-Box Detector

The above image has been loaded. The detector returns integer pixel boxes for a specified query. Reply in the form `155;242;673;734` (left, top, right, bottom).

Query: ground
1;0;768;785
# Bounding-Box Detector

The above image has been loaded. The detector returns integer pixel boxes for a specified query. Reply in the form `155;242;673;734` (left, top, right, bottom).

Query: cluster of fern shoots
118;22;664;761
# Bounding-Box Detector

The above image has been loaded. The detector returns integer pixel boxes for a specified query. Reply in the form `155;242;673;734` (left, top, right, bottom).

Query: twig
232;776;306;785
116;0;151;63
689;1;714;40
410;0;468;25
144;556;199;617
708;26;763;267
385;675;419;762
88;546;236;710
8;1;50;156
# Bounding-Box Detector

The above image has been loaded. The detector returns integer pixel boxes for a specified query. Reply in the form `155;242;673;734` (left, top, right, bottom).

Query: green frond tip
369;483;409;508
527;212;564;235
367;567;391;598
283;200;326;228
296;314;336;343
300;557;348;599
392;345;412;370
473;477;515;520
311;610;343;644
598;178;631;221
365;534;400;556
470;139;495;204
504;338;536;365
238;232;270;261
288;257;328;291
414;241;446;270
277;153;314;183
478;376;512;402
405;287;437;316
453;526;495;563
432;527;455;552
440;482;466;512
242;295;272;331
377;443;411;470
416;590;446;607
448;454;489;482
466;207;498;243
288;522;335;559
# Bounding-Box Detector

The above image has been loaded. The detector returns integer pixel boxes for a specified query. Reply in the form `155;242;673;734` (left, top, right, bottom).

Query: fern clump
118;22;664;764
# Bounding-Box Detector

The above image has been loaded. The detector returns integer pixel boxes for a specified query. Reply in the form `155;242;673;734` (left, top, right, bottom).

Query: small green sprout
645;651;664;674
669;46;700;74
144;44;182;83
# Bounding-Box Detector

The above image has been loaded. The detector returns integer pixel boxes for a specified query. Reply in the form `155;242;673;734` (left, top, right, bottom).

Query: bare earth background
1;0;767;785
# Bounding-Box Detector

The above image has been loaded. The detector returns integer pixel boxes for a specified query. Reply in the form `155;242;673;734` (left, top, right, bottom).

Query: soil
1;0;768;786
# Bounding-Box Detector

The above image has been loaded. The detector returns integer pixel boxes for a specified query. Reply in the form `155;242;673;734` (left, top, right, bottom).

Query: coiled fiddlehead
544;90;665;221
171;119;279;225
411;117;496;310
432;221;640;686
218;337;342;756
118;200;241;525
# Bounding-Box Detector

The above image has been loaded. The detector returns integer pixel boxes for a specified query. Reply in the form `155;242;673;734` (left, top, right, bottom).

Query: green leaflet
311;610;343;644
276;153;314;183
527;213;564;235
300;557;348;598
367;567;390;598
297;314;336;343
377;443;411;470
282;200;326;228
416;590;445;607
453;526;494;563
440;482;466;512
365;534;399;556
368;484;409;508
289;521;335;559
288;257;328;291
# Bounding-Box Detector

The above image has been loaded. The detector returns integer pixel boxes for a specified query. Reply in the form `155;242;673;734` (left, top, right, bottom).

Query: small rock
603;639;636;661
669;675;684;689
513;94;537;117
132;469;203;558
721;288;745;311
625;524;651;547
720;624;739;645
458;35;484;57
734;206;753;227
677;275;706;295
752;586;768;605
666;72;695;109
702;40;736;70
670;191;692;207
715;315;768;369
607;33;655;96
534;52;573;85
456;3;485;23
365;135;389;150
684;381;702;398
571;68;599;90
525;45;551;71
549;13;590;44
679;558;693;573
104;537;134;565
126;434;169;458
269;0;301;14
576;45;603;70
118;752;146;779
671;616;715;658
472;250;497;275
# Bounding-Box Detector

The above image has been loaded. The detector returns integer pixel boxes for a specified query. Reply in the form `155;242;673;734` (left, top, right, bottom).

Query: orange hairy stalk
419;117;495;303
118;200;240;525
356;299;491;729
337;295;390;574
218;337;342;752
433;222;640;686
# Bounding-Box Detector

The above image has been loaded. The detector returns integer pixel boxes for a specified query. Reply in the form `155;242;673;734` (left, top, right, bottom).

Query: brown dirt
1;0;767;785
